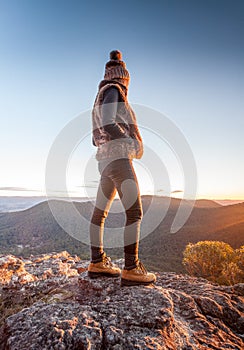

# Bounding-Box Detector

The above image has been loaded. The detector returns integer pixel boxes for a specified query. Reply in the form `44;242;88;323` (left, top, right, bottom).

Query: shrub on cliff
183;241;244;285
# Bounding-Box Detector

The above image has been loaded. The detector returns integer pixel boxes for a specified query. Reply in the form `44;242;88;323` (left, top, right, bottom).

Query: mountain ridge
0;197;243;273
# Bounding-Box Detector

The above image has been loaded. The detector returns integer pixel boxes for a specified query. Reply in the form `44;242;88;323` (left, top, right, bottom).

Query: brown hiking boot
121;260;157;286
88;253;121;278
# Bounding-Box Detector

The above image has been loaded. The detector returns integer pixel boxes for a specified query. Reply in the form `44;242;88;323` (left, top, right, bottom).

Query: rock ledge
0;251;243;349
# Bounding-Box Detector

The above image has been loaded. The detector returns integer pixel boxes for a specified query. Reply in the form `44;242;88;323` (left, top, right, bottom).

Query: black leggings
90;158;143;268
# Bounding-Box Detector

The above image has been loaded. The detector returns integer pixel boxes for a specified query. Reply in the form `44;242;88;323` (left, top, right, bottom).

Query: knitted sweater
92;81;144;161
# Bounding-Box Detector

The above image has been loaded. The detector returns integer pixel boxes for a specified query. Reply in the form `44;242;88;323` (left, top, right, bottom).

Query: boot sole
88;271;121;278
120;278;156;287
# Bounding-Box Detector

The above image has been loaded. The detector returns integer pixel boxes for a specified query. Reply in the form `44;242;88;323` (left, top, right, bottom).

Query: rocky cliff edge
0;251;243;349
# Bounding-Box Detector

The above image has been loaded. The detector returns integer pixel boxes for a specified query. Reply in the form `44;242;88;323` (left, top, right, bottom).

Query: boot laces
103;256;113;267
137;260;147;274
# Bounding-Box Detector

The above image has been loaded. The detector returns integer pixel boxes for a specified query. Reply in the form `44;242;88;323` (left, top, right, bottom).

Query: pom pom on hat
110;50;122;61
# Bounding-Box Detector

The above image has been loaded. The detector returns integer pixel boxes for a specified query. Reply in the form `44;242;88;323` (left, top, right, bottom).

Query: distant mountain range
0;196;243;213
0;196;243;273
0;196;92;212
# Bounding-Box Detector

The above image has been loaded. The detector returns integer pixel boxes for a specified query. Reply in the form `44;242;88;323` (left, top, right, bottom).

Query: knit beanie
104;50;130;89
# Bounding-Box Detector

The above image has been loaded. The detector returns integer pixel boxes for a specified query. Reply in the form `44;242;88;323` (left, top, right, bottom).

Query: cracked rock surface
0;251;243;349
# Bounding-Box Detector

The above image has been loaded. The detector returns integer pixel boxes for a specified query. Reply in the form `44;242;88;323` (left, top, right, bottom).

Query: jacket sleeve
101;87;128;139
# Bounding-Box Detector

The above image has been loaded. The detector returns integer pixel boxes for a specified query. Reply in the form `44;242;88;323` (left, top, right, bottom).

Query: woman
88;50;156;286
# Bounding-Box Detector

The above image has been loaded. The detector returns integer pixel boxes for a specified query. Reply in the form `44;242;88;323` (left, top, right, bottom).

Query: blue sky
0;0;243;199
